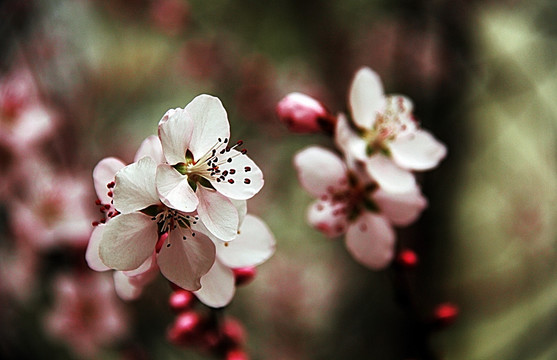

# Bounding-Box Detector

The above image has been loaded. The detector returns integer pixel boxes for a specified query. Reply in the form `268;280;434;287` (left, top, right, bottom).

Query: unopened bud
276;92;334;133
169;289;196;312
226;349;250;360
167;311;205;346
433;302;459;328
397;249;418;268
233;267;256;286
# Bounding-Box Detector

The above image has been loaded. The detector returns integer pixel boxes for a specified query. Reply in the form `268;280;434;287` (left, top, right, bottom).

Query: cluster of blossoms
87;94;275;308
0;66;129;357
278;67;446;269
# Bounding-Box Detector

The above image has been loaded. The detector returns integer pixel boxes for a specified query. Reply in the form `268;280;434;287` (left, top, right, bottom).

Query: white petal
134;135;165;164
307;200;349;238
193;260;235;308
158;107;193;165
157;230;216;291
185;94;231;163
217;214;276;268
113;271;143;301
210;149;264;200
231;199;247;229
122;253;156;277
365;154;417;194
99;213;158;271
390;130;447;170
293;146;348;198
93;157;125;203
372;188;428;226
86;225;110;271
113;157;160;214
349;67;385;129
156;164;198;212
196;186;239;241
345;213;395;269
335;114;367;163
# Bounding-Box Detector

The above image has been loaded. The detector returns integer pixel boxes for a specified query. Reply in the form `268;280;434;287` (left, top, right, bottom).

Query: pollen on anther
230;169;236;174
95;199;102;206
228;179;235;184
244;166;251;172
244;178;251;184
227;158;232;163
167;243;171;247
241;149;247;155
92;221;99;226
107;191;113;197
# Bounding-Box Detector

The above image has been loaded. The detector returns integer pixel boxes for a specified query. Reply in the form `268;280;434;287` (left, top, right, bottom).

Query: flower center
173;137;250;188
150;208;199;250
363;96;414;155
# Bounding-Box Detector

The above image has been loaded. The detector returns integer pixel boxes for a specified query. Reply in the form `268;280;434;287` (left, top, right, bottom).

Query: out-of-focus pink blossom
44;273;128;358
0;69;57;151
335;67;446;194
150;0;190;36
0;240;39;302
276;92;335;134
10;167;93;251
294;146;427;269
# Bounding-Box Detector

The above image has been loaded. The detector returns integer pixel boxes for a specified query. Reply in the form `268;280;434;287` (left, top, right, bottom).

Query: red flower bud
233;267;256;286
167;311;205;346
226;349;250;360
433;302;459;328
397;249;419;268
169;290;196;313
276;93;334;133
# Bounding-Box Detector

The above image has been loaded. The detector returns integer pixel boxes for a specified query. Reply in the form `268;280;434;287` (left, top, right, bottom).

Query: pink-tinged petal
345;213;395;269
157;230;216;291
390;130;447;170
134;135;165;164
158;107;193;165
93;157;125;203
349;67;385;129
122;253;156;277
372;188;428;226
217;214;276;268
193;260;235;308
185;94;230;162
113;271;142;301
210;149;264;200
86;225;110;272
99;213;158;271
196;186;239;241
365;154;417;194
113;157;159;214
335;114;367;162
156;164;198;212
307;200;348;238
294;146;348;198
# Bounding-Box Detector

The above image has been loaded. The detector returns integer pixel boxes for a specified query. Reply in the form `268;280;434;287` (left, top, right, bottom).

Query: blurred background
1;0;557;359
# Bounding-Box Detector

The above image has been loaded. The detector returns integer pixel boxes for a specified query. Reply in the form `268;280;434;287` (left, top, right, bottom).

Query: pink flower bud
167;311;205;346
226;349;250;360
276;93;334;133
233;267;256;286
169;290;196;313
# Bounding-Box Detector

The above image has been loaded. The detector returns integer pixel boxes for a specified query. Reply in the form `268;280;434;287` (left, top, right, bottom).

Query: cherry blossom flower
193;214;276;308
0;68;57;151
294;146;427;269
335;67;446;193
97;155;216;291
10;166;92;250
156;94;263;240
44;273;128;358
